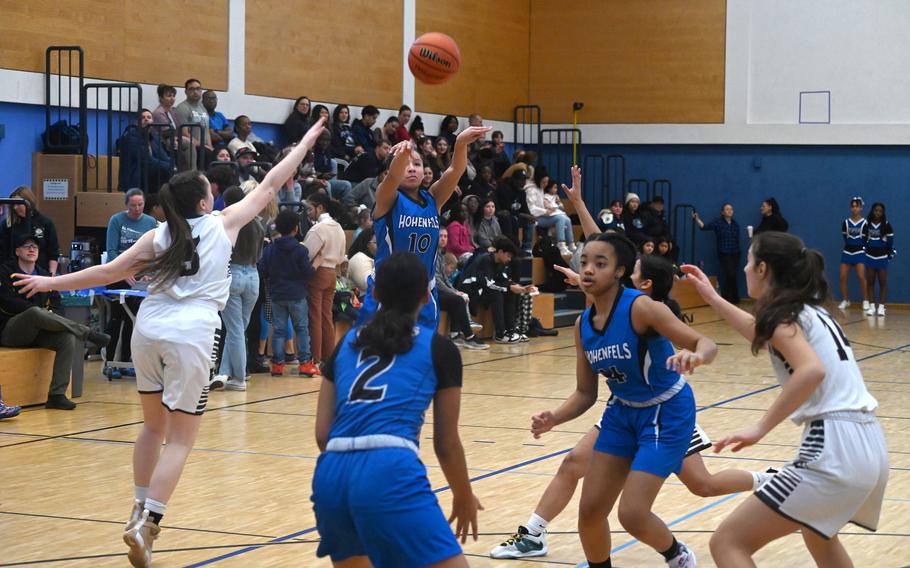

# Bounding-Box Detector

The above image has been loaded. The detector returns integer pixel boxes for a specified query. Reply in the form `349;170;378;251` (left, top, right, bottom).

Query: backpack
42;120;83;154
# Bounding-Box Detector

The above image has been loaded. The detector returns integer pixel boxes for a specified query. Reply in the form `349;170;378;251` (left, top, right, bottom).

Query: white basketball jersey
769;305;878;424
146;213;232;311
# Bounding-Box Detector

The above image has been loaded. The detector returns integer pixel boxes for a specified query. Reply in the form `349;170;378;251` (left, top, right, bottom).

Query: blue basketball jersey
373;189;440;283
325;328;453;445
842;218;867;255
580;287;683;404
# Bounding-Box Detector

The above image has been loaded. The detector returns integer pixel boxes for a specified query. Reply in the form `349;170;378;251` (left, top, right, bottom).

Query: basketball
408;32;461;84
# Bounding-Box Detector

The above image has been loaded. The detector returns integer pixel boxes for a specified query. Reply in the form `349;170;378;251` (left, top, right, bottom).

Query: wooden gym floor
2;306;909;567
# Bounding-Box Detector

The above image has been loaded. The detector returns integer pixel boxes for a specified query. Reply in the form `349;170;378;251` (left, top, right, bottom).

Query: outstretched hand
560;165;583;203
300;117;327;149
455;126;492;146
12;273;53;299
713;424;767;453
553;264;580;287
679;264;718;301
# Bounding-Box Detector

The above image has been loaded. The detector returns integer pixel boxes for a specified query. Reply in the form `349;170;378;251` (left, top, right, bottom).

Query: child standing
258;208;321;377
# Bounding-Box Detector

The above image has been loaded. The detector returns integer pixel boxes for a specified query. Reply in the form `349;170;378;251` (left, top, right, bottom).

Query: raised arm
680;263;756;342
14;230;157;297
221;118;326;240
373;141;413;219
430;126;491;211
560;165;600;239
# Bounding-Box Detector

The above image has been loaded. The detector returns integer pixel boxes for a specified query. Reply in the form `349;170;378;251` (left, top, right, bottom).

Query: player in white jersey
15;119;329;567
682;231;888;568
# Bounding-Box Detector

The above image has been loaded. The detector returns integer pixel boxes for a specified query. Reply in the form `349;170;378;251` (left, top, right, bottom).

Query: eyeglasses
17;244;38;251
186;86;202;92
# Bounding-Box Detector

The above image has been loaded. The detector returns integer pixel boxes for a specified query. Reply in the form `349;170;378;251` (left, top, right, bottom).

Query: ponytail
638;254;682;320
354;252;428;357
750;232;834;354
146;171;209;287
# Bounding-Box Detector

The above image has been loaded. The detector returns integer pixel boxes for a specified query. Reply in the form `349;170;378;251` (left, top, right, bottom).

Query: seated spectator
622;192;647;244
472;197;503;252
642;195;670;240
349;169;387;210
431;137;451;178
346;227;376;291
331;104;356;160
333;257;360;325
227;115;265;157
656;236;679;264
495;165;535;254
456;236;535;343
284;96;311;142
0;235;110;410
351;105;380;153
311;105;330;124
235;147;264;184
596;199;626;233
639;236;656;256
0;186;60;274
421;165;436;190
467;164;495;201
118;109;173;193
439;114;459;148
393;105;412;143
203;90;233;148
0;386;20;419
340;140;390;184
174;78;213;169
312;131;353;204
205;164;239;210
215;147;232;162
352;207;372;241
103;189;157;375
526;169;575;256
435;228;487;350
490;130;511;177
377;116;399;147
408;115;425;140
258;209;321;377
445;202;475;261
417;136;437;167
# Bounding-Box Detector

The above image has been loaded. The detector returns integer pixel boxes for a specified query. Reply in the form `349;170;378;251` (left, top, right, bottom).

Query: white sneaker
210;374;227;390
862;300;871;311
123;510;160;568
667;541;696;568
838;300;850;310
490;526;548;558
224;379;247;391
125;499;144;531
877;304;886;316
517;333;530;343
494;333;519;344
865;305;876;316
557;243;572;257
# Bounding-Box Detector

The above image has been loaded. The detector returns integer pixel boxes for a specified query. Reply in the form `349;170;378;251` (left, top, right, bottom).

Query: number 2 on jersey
347;352;396;403
407;232;432;254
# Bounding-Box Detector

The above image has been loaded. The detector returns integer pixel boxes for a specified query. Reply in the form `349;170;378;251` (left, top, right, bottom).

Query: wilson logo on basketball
419;48;451;68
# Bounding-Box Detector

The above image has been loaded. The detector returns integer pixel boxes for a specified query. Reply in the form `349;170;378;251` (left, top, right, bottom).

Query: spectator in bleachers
346;227;376;292
235;148;265;184
417;136;436;166
640;236;656;256
490;131;510;179
311;104;330;126
330;104;356;160
215;148;231;162
431;137;451;178
275;147;303;208
174;78;213;169
693;203;741;304
118;109;173;194
348;169;387;210
421;165;436;190
205;164;239;210
0;234;110;410
377;116;399;146
151;84;179;138
312;131;353;204
596;199;625;233
284;96;311;142
408;115;425;140
352;207;372;241
755;197;789;234
526;171;575;256
227;115;265;157
495;165;535;255
203;90;233;149
642;195;670;240
351;105;380;153
467;164;495;201
439;114;459;148
472;197;502;252
467;113;486;157
216;186;266;390
622;192;647;244
103;189;157;375
340;140;390;184
393;105;412;142
435;227;487;350
0;186;60;275
445;202;475;262
302;192;347;368
656;236;679;265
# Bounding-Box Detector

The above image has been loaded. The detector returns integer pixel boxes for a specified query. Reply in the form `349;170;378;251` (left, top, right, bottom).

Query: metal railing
652;179;673;231
513;105;541;147
80;83;142;192
44;46;84;154
606;154;626;207
538;128;581;184
672;203;697;264
627;178;649;201
582;153;606;213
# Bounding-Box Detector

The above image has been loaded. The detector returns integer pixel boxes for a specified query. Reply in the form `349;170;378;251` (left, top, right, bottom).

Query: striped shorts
755;413;889;538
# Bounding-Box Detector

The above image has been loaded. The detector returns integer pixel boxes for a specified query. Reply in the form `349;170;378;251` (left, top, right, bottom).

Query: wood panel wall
528;0;726;124
0;0;228;90
245;0;403;110
415;0;530;122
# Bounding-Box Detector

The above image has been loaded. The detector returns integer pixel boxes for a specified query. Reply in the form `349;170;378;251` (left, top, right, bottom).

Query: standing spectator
330;104;355;160
0;186;59;274
393;105;412;142
838;197;870;311
526;173;575;256
864;202;894;316
174;78;212;169
215;187;266;390
0;235;110;409
351;105;380;153
445;203;475;261
438;114;459;148
227;115;265;157
346;228;376;292
490;130;511;179
754;197;789;234
466;113;486;159
202;91;232;148
622;192;646;244
597;199;626;233
472;197;502;252
151;84;179;134
340;141;390;184
378;116;399;146
259;208;320;377
303;193;347;367
284;96;311;142
104;189;157;375
436;228;487;350
118;109;174;193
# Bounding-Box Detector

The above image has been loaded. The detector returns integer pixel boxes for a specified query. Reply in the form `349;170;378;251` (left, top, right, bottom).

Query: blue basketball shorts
357;278;439;330
311;447;461;568
593;383;696;478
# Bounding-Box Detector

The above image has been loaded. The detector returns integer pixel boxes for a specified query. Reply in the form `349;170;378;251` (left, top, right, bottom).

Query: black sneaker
249;354;270;374
285;353;299;366
461;335;490;350
45;394;76;410
86;331;111;349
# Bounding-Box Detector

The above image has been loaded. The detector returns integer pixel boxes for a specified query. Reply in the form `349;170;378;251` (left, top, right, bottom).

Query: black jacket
755;213;789;234
0;259;62;333
0;211;60;272
456;252;515;304
340;151;381;184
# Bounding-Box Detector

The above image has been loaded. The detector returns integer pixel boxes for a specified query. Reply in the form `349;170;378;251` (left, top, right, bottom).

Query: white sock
751;471;774;491
134;485;148;503
144;497;166;515
526;513;549;536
